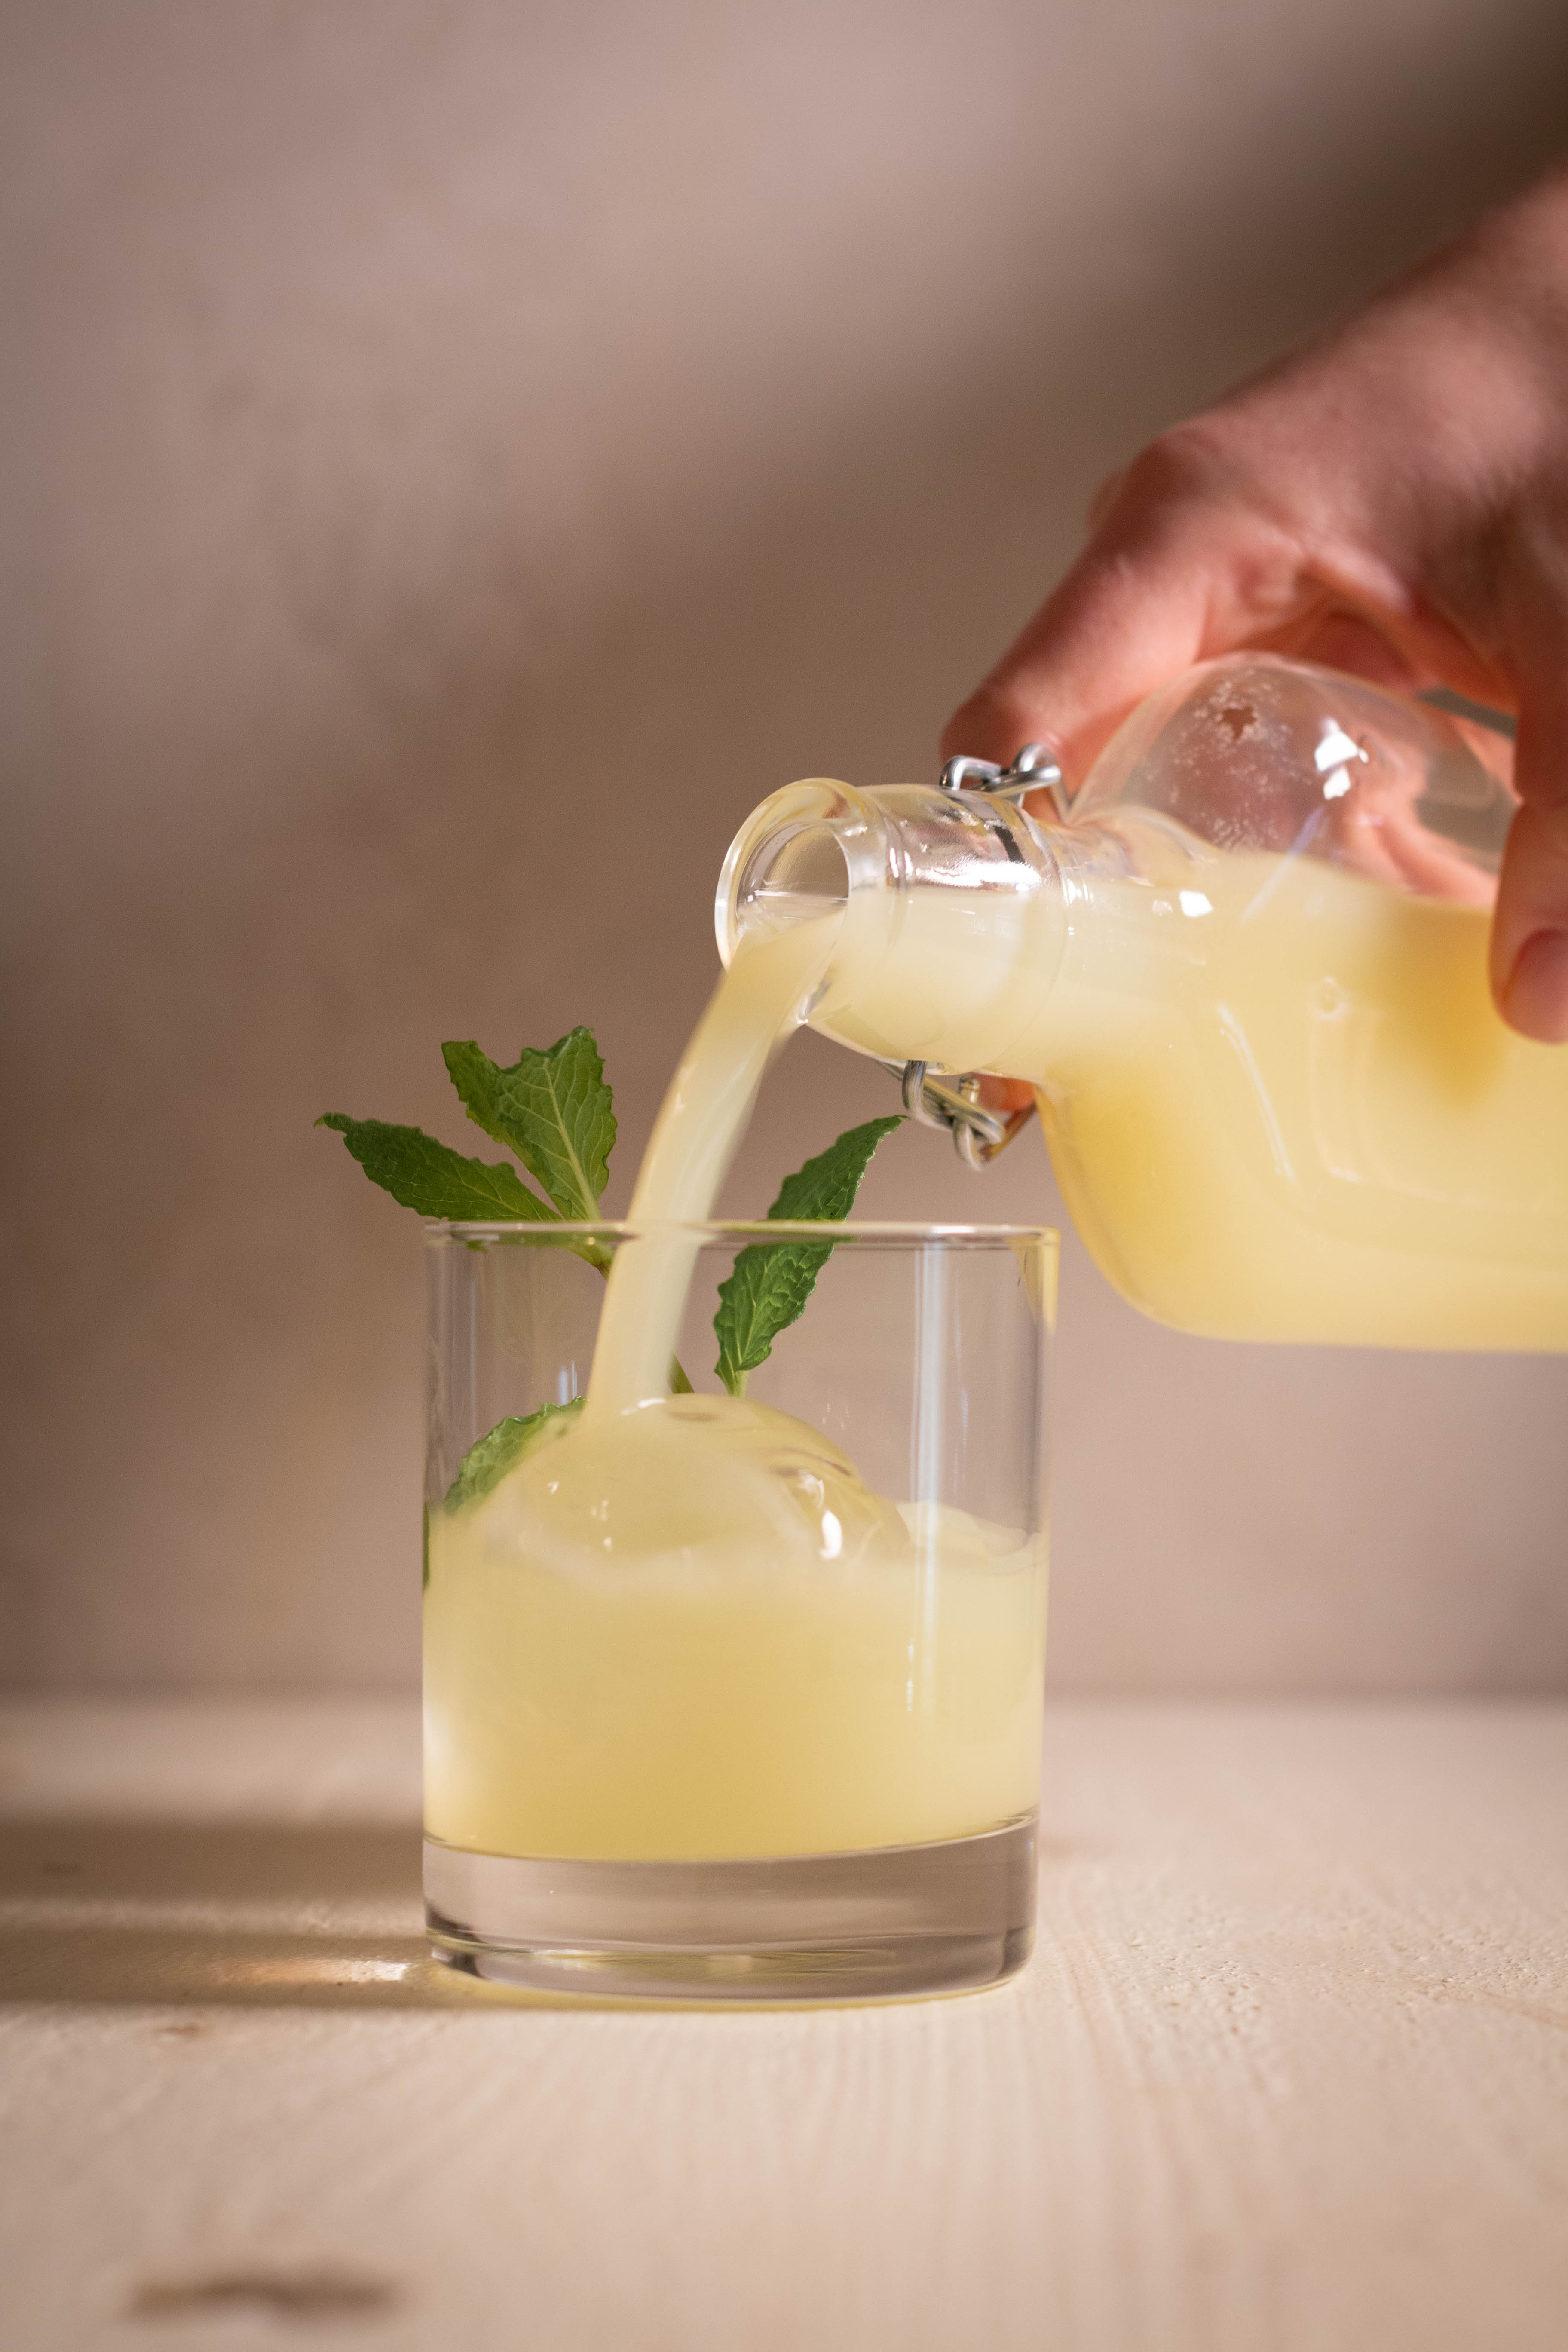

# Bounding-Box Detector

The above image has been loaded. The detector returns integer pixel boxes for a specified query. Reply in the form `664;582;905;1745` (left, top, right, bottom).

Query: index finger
940;488;1308;782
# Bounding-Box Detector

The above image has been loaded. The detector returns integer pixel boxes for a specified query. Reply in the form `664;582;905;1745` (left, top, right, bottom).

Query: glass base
425;1816;1036;2002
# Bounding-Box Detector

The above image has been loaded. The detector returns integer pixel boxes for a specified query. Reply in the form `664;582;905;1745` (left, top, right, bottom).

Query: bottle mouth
713;772;1057;1170
715;779;876;966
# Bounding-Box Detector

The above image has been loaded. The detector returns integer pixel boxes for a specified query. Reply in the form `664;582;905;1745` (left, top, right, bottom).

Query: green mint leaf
443;1396;584;1513
766;1115;906;1221
318;1114;559;1223
714;1240;835;1395
713;1115;903;1395
443;1028;615;1223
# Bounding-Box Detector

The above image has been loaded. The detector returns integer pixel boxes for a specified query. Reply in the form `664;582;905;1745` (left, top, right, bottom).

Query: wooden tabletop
2;1696;1565;2350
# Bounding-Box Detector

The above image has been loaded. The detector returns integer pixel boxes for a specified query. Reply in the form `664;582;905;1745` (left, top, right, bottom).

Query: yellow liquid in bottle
424;918;1047;1862
812;829;1568;1349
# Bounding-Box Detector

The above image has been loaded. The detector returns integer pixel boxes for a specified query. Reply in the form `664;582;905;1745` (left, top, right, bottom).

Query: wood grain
2;1698;1565;2350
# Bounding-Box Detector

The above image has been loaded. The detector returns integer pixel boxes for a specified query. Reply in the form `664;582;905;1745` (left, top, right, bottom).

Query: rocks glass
423;1219;1054;2001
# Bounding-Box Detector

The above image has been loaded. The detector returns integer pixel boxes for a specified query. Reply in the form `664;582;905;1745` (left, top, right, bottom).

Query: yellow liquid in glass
424;1397;1044;1860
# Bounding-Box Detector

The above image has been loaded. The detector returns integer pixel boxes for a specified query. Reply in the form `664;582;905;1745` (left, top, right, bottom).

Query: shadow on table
0;1814;1062;2014
0;1815;554;2010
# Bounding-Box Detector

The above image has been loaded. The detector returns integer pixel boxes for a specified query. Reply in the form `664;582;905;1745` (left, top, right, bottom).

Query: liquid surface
811;824;1568;1348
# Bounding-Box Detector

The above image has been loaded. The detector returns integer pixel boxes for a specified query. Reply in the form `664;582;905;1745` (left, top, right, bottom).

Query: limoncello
720;654;1568;1349
425;1396;1044;1860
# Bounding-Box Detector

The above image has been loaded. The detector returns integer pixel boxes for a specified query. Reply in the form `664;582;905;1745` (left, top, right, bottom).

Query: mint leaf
713;1115;902;1395
318;1114;558;1222
443;1396;584;1513
766;1115;906;1222
714;1245;833;1396
443;1029;615;1223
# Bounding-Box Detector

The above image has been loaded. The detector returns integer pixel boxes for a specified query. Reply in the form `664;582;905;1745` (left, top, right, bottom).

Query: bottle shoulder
1067;652;1510;913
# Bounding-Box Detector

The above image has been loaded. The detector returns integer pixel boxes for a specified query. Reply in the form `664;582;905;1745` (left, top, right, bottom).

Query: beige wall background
4;0;1567;1694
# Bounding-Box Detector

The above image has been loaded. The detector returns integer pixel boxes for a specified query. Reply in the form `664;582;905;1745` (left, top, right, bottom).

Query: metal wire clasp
939;739;1068;816
889;742;1063;1168
886;1059;1039;1170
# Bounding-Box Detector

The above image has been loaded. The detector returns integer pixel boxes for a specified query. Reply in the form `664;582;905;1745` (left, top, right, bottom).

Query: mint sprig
713;1115;903;1396
322;1034;905;1501
321;1029;615;1273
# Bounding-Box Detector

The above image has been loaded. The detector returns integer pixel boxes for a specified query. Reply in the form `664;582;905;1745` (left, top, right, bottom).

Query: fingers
940;450;1306;783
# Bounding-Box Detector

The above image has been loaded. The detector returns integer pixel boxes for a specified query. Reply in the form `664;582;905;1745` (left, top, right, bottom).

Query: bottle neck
718;779;1074;1078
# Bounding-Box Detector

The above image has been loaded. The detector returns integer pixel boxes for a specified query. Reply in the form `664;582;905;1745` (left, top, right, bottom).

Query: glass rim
424;1218;1059;1247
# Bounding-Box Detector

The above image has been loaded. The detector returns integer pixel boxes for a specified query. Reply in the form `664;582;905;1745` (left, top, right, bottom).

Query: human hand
943;164;1568;1041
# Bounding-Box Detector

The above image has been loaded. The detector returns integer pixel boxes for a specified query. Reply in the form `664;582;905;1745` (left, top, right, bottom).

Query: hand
943;164;1568;1042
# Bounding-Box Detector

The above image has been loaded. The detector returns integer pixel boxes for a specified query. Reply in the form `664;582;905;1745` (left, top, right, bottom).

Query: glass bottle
717;653;1568;1350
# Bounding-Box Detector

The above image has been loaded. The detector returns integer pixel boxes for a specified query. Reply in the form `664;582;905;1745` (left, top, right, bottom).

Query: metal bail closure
939;739;1067;816
887;740;1060;1166
887;1060;1038;1170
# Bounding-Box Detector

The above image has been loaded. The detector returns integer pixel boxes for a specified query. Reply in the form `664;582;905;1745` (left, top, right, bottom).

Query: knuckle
1111;421;1244;519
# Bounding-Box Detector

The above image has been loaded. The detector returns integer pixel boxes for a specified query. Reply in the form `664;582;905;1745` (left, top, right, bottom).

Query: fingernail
1503;928;1568;1042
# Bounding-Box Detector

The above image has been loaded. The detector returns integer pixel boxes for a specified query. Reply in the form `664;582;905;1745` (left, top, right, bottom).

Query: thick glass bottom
425;1815;1036;2002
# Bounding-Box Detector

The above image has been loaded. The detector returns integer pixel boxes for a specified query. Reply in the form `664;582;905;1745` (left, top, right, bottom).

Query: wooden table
2;1697;1565;2349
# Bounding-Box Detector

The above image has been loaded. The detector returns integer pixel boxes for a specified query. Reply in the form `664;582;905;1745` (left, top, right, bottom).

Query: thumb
1491;645;1568;1040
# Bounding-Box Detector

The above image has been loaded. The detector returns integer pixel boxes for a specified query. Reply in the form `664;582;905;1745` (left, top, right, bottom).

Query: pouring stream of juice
586;916;836;1416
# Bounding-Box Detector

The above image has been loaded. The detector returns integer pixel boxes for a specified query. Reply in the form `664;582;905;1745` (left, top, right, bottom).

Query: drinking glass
423;1219;1054;2000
